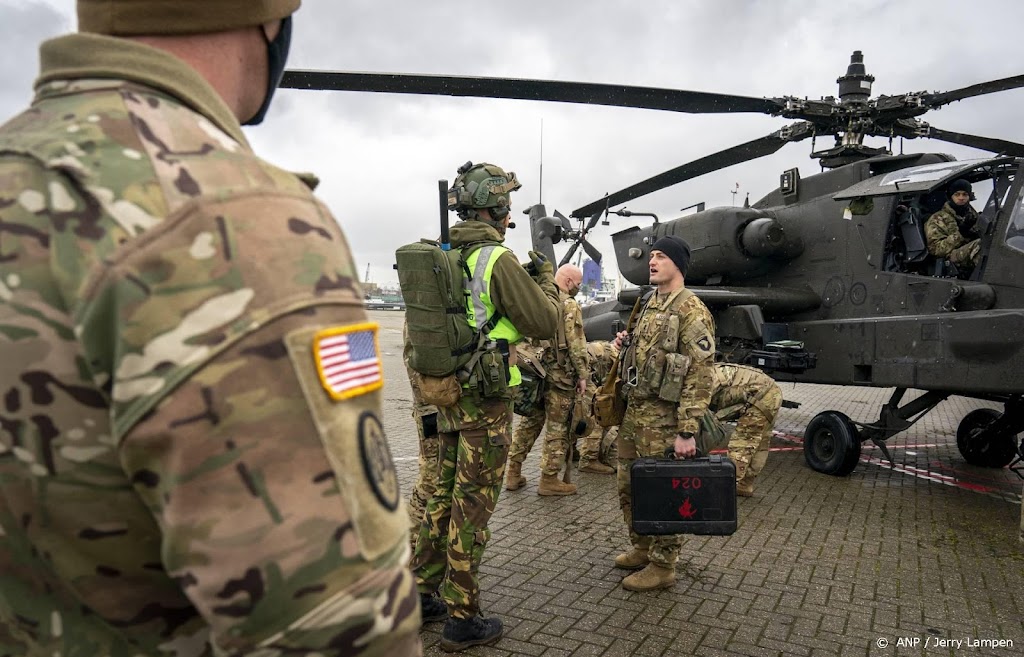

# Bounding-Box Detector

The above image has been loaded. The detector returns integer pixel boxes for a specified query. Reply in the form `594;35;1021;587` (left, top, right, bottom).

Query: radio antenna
538;118;544;204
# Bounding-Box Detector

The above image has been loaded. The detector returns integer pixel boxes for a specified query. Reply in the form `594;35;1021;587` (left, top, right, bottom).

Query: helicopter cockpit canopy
832;157;1015;201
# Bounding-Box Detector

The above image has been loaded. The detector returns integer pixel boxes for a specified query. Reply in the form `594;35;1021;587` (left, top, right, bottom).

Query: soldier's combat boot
505;461;526;491
537;473;577;496
579;460;615;474
736;480;755;497
621;563;676;591
613;547;649;570
419;593;447;624
440;615;503;652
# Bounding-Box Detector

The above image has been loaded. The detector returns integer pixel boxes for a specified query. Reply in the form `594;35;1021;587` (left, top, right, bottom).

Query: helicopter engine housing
613;207;804;286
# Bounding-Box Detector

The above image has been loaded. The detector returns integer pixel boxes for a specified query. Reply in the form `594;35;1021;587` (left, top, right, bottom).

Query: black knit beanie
948;178;972;198
651;235;691;275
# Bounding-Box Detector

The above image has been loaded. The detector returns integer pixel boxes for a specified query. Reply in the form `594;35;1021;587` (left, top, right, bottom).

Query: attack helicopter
281;51;1024;477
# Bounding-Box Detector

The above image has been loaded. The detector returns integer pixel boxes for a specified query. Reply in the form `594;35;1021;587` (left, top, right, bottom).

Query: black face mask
244;15;293;126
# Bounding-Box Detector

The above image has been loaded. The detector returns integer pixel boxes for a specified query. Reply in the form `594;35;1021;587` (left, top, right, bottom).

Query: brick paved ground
371;311;1024;657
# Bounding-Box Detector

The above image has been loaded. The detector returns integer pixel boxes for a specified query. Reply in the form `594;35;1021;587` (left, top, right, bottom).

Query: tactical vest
464;243;523;388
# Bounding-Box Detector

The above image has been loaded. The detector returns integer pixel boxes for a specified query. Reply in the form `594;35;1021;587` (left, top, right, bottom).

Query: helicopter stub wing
688;286;821;314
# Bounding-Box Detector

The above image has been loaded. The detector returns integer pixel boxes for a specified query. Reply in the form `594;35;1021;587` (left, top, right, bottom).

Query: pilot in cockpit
923;178;981;274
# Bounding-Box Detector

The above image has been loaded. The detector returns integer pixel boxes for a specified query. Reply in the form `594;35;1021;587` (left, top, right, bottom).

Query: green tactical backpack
396;239;498;377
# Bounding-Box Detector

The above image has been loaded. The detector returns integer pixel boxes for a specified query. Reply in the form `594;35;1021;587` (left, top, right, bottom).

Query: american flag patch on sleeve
313;323;384;400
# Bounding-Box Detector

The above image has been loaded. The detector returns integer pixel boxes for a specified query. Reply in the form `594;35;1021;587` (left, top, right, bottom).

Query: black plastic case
630;453;737;535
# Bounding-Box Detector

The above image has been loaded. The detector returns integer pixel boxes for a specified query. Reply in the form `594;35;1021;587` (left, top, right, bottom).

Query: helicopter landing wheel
956;409;1018;468
803;410;863;476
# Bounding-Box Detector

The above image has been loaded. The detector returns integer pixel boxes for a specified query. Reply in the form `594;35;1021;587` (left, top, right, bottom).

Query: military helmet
77;0;301;36
447;161;521;221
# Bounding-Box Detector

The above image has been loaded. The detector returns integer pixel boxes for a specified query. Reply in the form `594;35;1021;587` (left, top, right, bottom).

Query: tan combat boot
537;473;577;496
579;461;615;474
613;547;649;570
622;563;676;591
736;479;754;497
505;461;526;491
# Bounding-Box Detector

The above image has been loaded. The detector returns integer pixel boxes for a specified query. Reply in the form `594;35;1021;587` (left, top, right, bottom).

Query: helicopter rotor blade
920;74;1024;108
919;126;1024;157
554;209;574;231
559;241;581;268
581;239;603;264
584;209;603;232
280;70;786;115
572;121;814;217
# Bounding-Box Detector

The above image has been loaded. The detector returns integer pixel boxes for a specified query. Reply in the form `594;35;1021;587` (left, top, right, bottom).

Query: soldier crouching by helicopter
578;340;621;473
710;363;783;497
505;264;590;496
924;178;981;275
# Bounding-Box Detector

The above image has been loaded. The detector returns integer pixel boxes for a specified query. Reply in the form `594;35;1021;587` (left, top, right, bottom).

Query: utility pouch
661;314;680;352
638;355;665;397
657;352;691;402
475;349;509;398
593;381;625;428
413;371;462;408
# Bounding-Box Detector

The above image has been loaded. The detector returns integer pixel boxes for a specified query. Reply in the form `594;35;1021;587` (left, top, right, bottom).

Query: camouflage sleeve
924;211;965;258
489;251;559;340
80;195;421;655
565;298;589;381
675;300;716;436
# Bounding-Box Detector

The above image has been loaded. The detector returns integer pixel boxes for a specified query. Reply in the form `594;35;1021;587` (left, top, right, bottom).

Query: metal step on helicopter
281;51;1024;478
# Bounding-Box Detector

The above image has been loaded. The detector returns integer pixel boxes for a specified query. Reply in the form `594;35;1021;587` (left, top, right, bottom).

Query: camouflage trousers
411;398;511;618
616;398;715;568
406;412;440;552
508;387;575;476
579;426;618;468
726;388;782;485
949;238;980;270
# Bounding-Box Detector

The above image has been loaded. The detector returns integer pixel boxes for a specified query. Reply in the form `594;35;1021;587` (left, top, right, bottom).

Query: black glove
528;250;553;277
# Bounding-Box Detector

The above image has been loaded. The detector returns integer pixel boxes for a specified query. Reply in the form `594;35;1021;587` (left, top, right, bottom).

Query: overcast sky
3;0;1023;288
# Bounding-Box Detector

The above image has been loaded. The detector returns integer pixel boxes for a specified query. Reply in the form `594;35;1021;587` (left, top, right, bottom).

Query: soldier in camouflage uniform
924;178;981;274
411;162;559;651
710;363;783;497
578;340;620;473
505;264;589;495
613;235;720;592
0;2;422;656
404;323;439;552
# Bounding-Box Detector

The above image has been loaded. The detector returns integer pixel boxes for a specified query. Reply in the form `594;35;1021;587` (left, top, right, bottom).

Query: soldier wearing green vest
412;162;560;651
0;1;421;656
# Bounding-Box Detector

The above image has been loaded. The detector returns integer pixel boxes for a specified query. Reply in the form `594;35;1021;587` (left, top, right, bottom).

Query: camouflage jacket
436;221;559;431
711;363;780;420
540;291;589;391
924;201;980;259
0;34;419;657
587;340;620;387
623;287;716;436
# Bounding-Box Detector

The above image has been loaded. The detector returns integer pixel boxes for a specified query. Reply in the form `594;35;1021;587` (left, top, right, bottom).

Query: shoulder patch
358;411;400;511
313;323;383;400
